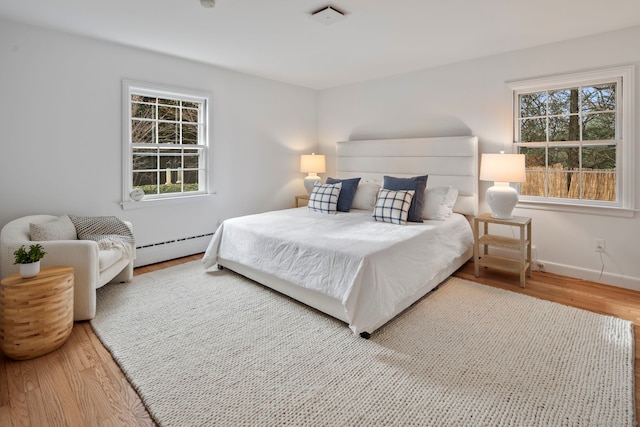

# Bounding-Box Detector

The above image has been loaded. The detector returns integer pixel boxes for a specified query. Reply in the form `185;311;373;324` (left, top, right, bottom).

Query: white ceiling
1;0;640;89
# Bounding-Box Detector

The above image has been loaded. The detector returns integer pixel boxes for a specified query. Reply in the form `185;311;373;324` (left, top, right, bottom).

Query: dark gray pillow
382;175;428;222
326;177;361;212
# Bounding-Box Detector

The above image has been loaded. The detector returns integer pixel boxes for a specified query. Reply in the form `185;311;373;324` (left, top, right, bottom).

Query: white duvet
202;208;473;333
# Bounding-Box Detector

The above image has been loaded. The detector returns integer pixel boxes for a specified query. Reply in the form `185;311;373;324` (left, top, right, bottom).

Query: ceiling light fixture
310;6;346;25
200;0;215;8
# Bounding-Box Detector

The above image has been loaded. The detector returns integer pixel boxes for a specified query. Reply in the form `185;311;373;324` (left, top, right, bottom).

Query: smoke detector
311;6;346;25
200;0;215;8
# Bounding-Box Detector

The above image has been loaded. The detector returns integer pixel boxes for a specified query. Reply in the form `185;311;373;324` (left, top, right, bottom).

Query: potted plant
13;244;47;278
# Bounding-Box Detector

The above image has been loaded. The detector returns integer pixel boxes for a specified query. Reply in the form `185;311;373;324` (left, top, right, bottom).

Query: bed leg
360;332;371;339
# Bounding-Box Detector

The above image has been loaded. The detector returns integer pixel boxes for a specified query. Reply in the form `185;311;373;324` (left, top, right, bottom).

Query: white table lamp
300;153;326;195
480;153;526;219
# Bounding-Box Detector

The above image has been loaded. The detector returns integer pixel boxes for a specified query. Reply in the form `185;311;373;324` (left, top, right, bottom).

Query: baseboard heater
134;232;214;267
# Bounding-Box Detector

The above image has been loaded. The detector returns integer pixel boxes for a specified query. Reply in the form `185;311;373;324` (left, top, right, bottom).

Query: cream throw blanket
69;215;136;259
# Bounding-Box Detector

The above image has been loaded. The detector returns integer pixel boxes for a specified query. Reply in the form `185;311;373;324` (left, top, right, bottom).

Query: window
122;80;209;208
509;66;634;214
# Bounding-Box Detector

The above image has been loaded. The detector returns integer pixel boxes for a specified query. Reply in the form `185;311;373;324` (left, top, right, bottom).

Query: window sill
517;199;636;218
121;193;215;210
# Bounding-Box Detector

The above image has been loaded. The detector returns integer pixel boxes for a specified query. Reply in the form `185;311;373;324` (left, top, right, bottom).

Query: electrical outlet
594;238;606;252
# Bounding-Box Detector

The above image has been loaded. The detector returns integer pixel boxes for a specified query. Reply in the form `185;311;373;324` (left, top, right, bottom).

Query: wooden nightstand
473;213;532;288
295;194;310;207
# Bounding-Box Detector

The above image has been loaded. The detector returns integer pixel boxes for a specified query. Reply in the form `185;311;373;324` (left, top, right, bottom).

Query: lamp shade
480;153;526;183
300;153;326;173
480;153;526;219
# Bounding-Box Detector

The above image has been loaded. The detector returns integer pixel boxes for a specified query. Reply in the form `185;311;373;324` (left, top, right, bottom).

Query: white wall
2;18;638;289
0;19;317;268
318;26;640;290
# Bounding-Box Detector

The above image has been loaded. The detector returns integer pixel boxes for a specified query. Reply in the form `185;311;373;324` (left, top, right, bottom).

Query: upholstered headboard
336;136;478;216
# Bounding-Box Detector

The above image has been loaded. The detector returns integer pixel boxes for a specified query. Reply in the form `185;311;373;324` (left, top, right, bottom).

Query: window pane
182;107;198;123
520;170;546;197
132;147;156;154
183;150;200;168
132;153;157;170
549;146;579;169
519;92;546;117
549;115;580;142
582;84;616;113
582;112;615;140
548;88;579;116
158;122;179;144
162;155;182;170
565;171;581;200
182;170;199;187
183;101;199;109
132;95;156;103
158;105;179;121
520;147;546;167
160;170;180;190
548;170;570;198
133;171;157;191
132;120;155;143
131;102;155;119
159;147;179;153
182;124;198;144
548;116;569;141
519;147;546;197
582;171;616;201
158;98;179;106
159;185;181;194
582;145;616;169
519;118;546;142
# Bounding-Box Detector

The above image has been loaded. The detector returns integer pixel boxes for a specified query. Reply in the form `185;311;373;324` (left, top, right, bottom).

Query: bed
203;136;478;336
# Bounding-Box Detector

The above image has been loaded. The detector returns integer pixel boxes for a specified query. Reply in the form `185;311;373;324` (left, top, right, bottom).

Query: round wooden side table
0;266;74;360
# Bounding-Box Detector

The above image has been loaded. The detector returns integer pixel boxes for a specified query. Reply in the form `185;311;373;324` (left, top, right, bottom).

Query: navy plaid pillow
308;182;342;214
372;189;415;225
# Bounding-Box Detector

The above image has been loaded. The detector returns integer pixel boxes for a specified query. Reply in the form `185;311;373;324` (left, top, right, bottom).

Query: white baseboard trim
479;247;640;291
536;260;640;292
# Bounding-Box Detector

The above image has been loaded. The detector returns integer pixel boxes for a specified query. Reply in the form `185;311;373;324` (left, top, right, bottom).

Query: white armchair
0;215;134;321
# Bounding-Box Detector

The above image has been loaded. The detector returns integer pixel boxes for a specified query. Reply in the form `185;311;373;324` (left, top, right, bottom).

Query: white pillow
307;182;342;214
422;186;459;220
372;189;415;225
30;215;78;241
351;182;380;211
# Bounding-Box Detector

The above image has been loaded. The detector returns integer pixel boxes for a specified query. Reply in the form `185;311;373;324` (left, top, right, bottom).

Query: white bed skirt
218;246;472;335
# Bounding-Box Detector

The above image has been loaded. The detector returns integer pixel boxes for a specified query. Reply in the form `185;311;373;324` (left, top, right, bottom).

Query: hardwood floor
0;254;200;427
1;254;638;425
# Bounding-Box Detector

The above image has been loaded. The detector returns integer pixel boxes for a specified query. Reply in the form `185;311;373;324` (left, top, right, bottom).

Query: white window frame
121;80;211;210
508;66;635;217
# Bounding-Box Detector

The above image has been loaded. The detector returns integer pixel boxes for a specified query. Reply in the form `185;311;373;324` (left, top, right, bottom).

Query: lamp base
304;175;321;195
486;183;519;219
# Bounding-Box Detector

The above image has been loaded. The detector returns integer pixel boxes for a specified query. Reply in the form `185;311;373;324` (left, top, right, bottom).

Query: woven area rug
91;261;635;426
